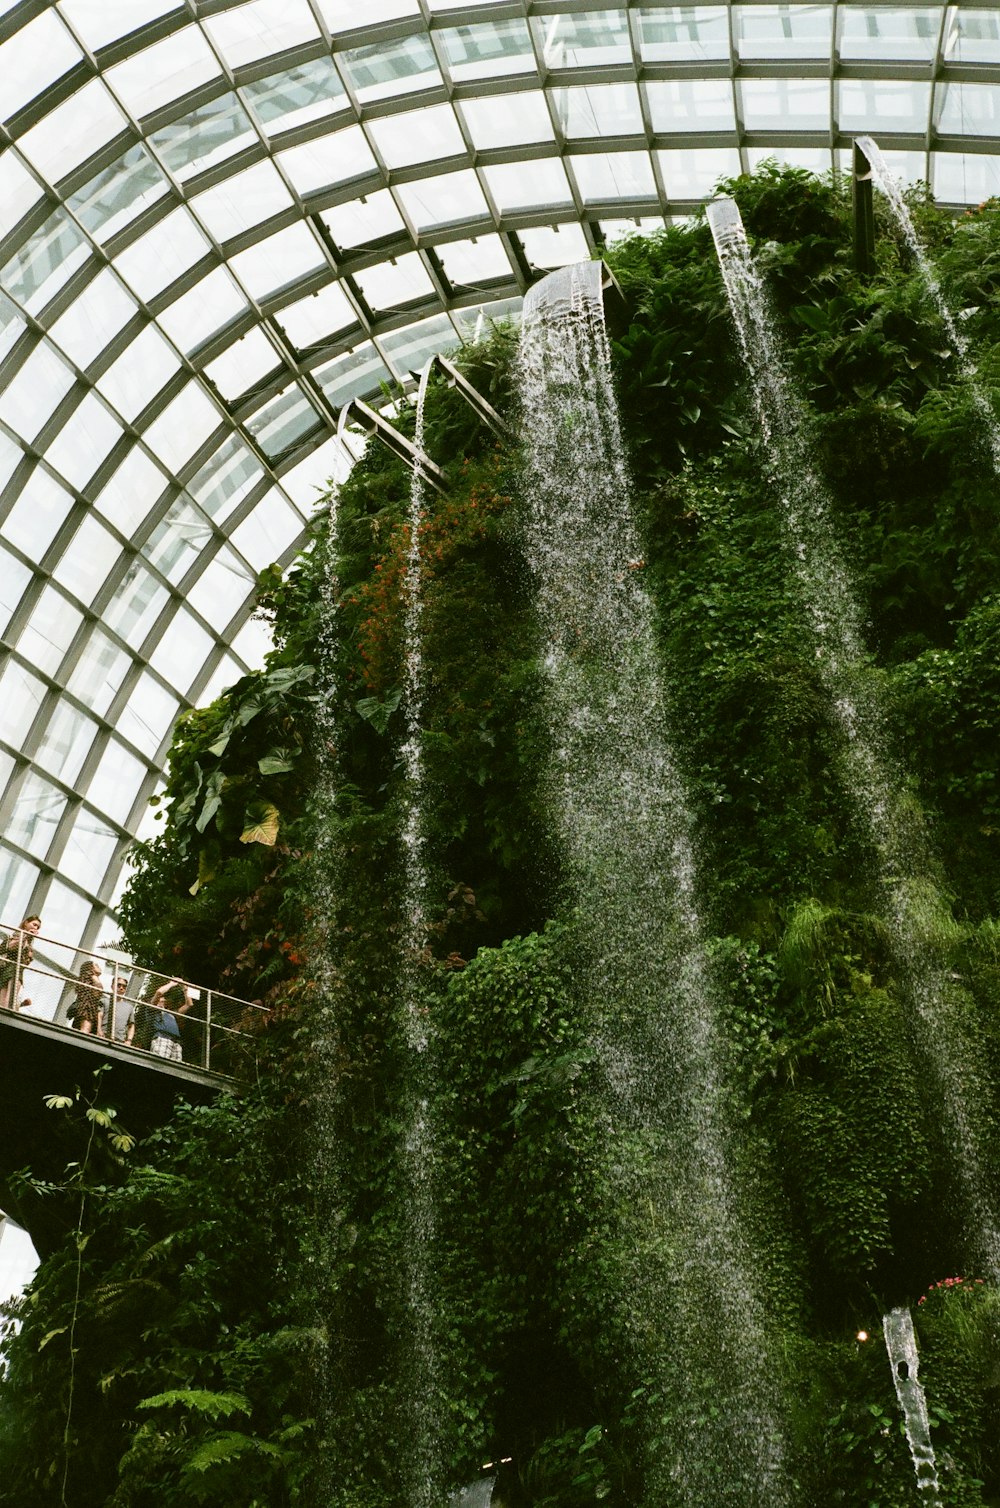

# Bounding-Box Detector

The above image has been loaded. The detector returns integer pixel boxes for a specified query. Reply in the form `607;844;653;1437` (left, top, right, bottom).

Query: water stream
856;136;1000;475
883;1306;942;1501
398;381;443;1508
708;195;1000;1280
517;260;790;1506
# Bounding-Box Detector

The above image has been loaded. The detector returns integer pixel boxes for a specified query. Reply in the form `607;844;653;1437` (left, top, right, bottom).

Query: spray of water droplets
709;195;1000;1280
517;260;791;1506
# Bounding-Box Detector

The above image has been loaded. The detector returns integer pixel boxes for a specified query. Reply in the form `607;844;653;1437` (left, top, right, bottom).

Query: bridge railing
0;923;269;1079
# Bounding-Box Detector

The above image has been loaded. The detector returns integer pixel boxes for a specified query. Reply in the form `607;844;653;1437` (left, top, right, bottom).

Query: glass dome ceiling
2;0;1000;953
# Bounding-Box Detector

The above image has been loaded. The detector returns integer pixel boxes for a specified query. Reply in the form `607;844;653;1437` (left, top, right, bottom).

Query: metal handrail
0;922;269;1080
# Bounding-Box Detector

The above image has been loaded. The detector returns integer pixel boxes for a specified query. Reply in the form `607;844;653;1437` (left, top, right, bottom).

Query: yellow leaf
240;802;280;846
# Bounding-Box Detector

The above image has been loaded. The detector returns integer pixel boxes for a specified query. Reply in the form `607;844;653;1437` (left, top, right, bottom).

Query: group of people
0;913;194;1062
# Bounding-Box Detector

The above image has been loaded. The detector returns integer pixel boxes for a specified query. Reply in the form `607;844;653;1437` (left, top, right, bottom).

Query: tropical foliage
7;163;1000;1505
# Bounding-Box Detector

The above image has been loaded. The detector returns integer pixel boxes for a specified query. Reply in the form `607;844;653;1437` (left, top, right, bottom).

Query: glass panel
945;9;1000;64
570;152;657;202
65;628;131;717
148;94;256;181
204;327;280;400
112;207;210;302
143;383;221;473
0;547;34;637
936;83;1000;136
157;268;247;354
0;344;76;441
483;159;574;213
68;143;168;245
839;7;941;62
278;282;355;348
59;809;120;895
314;344;392;406
460;92;552;149
933;151;1000;202
34;699;97;786
316;0;420;28
532;9;631;67
553;84;644;138
48;268;137;370
94;448;167;538
6;772;67;862
636;7;730;61
658;146;742;197
0;152;43;241
59;0;182;53
117;671;180;759
353;252;435;310
735;4;832;59
142;495;213;584
56;514;121;606
518;223;590;268
2;466;75;559
242;57;347;134
102;562;170;645
204;0;320;69
230;616;274;671
741;78;830;131
838;80;931;133
380;314;459;378
746;145;832;176
279;129;377;194
42;879;93;957
340;34;441;103
0;428;24;493
245;385;323;460
189;436;263;521
1;211;88;318
0;856;41;933
230;489;302;570
1;10;82;123
438;235;511;288
196;652;244;708
437;19;534;81
45;394;123;490
320;190;406;247
17;80;128;186
646;80;737;133
96;325;181;421
18;588;83;679
192;161;296;242
396;170;490;231
369;104;466;169
186;544;253;628
281;438;346;505
106;27;222;120
0;293;26;365
0;662;47;746
85;737;148;819
147;607;215;689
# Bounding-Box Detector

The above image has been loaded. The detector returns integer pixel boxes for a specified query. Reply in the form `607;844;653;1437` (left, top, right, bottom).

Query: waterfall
883;1307;942;1501
856;136;1000;476
398;380;443;1508
517;260;790;1506
708;196;1000;1280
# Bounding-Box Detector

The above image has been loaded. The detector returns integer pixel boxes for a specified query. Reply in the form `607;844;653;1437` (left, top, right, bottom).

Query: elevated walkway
0;924;266;1254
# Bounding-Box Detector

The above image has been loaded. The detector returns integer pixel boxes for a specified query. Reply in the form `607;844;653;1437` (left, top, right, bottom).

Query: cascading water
883;1307;942;1501
517;260;790;1506
708;195;1000;1280
856;136;1000;475
398;380;444;1508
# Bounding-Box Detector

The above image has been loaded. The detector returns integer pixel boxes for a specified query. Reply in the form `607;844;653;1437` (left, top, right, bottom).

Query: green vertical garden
4;164;1000;1506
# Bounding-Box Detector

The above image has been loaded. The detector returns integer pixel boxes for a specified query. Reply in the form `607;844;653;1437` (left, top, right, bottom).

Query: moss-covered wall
6;165;1000;1507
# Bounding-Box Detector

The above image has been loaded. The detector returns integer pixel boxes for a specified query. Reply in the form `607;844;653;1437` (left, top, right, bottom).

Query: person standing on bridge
70;959;105;1035
146;979;192;1062
0;915;40;1012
